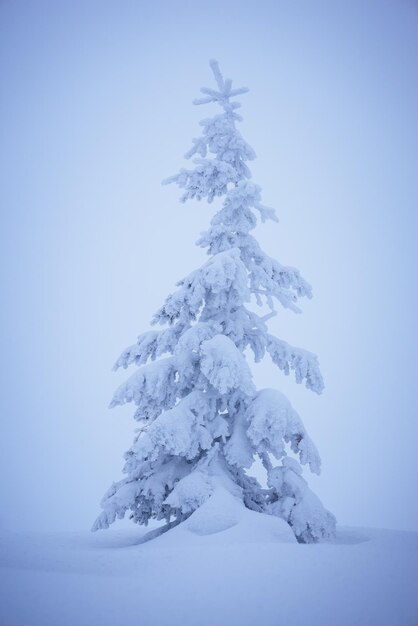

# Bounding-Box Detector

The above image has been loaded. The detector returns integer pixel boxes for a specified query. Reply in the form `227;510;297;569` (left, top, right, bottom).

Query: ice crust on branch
94;60;336;543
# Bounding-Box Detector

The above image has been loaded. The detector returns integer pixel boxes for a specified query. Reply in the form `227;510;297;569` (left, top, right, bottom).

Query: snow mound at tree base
175;487;296;541
184;488;244;535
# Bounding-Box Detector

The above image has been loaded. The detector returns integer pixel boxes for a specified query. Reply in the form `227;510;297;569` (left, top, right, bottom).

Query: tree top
193;59;249;112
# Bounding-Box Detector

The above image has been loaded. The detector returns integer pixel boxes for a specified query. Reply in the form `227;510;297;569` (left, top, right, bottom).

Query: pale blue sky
1;0;417;532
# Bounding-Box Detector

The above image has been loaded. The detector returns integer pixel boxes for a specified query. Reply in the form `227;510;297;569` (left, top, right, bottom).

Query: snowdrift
1;498;417;626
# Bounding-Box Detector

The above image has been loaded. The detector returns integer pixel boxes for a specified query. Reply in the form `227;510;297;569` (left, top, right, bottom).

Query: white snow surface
1;492;417;626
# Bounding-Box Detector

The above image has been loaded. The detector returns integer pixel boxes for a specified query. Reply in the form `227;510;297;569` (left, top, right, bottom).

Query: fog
1;0;417;533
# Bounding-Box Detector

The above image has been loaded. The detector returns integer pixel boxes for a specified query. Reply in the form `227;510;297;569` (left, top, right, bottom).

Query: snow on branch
130;391;216;463
200;334;255;396
93;458;193;530
208;307;268;362
193;60;249;112
247;253;312;312
224;411;255;469
246;389;321;474
164;465;213;515
153;248;249;326
174;321;222;356
110;324;256;428
185;114;255;168
163;159;239;203
211;181;277;232
110;357;177;421
165;63;255;202
113;323;186;370
267;458;336;543
266;335;324;394
92;479;141;531
165;121;256;202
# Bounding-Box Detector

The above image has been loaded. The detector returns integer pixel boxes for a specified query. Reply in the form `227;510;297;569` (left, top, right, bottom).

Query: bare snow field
1;493;417;626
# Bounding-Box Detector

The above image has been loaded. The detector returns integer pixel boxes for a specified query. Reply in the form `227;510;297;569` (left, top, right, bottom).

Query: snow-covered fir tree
93;61;336;543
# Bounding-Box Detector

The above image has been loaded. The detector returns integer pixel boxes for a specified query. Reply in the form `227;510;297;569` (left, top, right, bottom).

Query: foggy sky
1;0;417;533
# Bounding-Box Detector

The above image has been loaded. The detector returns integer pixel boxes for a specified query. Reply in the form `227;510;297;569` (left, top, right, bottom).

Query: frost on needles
93;61;336;544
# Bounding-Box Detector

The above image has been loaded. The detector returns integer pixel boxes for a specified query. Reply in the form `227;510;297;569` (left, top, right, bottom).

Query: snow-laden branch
200;335;255;396
92;457;192;530
130;391;216;463
185;114;255;172
110;357;178;421
211;181;277;231
246;389;321;474
111;329;256;424
113;323;186;370
163;159;239;203
266;335;324;394
193;59;249;113
247;255;312;312
267;457;336;543
153;248;249;326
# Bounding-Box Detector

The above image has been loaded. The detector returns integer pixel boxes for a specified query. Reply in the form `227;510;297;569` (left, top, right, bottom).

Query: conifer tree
93;61;336;543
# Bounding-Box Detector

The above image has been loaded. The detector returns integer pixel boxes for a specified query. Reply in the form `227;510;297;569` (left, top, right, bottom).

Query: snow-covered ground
1;493;417;626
